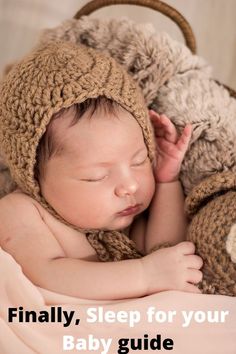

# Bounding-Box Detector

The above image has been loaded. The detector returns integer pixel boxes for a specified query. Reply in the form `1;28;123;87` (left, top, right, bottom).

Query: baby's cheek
71;202;107;229
148;163;156;187
141;168;156;202
84;192;109;216
148;175;156;200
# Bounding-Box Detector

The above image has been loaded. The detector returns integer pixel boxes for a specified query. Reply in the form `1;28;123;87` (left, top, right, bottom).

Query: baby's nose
114;176;139;197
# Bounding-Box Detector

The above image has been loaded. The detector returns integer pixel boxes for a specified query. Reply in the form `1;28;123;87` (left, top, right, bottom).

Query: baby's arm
0;193;202;299
145;181;186;253
0;194;144;300
145;111;192;253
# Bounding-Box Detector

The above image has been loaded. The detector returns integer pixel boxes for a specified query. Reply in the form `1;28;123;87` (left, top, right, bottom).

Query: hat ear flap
185;171;236;219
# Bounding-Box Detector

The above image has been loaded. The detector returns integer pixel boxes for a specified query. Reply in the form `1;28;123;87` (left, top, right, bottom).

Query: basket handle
74;0;197;54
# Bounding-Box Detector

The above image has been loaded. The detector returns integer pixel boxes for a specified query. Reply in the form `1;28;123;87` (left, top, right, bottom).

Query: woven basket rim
74;0;236;98
74;0;197;53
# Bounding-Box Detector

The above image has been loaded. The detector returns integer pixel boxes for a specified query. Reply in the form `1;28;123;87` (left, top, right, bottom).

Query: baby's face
40;107;155;230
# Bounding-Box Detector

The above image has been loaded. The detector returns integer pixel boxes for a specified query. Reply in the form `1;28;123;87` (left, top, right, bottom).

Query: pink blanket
0;247;235;354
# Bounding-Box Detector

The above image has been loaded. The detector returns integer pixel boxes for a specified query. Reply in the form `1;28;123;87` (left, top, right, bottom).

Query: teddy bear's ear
185;171;236;219
1;62;16;79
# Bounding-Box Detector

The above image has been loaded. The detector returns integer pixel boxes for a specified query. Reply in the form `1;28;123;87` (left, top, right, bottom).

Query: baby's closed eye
80;159;149;181
81;176;108;182
132;152;149;167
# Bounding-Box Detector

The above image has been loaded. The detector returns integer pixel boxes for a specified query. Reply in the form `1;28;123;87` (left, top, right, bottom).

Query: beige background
0;0;235;88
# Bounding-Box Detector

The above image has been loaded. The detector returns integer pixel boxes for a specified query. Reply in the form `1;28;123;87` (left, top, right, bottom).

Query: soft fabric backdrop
0;0;235;88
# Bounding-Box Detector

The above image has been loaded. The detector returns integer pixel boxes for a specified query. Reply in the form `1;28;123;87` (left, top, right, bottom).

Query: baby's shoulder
0;189;66;261
0;190;45;241
0;190;98;261
0;189;40;218
0;188;34;208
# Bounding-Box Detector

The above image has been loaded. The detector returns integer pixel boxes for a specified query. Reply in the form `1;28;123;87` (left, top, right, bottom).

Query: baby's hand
141;242;203;294
149;110;192;183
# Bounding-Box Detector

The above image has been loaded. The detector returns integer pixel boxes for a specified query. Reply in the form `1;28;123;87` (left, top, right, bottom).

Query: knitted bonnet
0;41;155;261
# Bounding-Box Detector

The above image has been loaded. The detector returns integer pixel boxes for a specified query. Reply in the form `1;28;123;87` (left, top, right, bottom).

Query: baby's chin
104;208;146;231
107;214;136;231
80;215;134;232
57;210;139;231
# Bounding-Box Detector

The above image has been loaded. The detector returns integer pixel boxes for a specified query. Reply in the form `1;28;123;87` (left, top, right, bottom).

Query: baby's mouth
117;204;141;216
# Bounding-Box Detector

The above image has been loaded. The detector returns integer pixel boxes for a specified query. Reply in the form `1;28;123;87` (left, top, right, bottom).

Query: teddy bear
185;171;236;296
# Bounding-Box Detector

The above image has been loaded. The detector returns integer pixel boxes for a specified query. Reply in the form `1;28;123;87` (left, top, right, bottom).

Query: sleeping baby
0;41;202;300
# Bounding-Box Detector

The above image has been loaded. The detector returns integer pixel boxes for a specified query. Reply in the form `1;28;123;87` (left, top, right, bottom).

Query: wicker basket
74;0;236;99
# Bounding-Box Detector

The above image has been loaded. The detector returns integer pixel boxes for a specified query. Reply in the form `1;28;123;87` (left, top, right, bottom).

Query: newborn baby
0;41;202;300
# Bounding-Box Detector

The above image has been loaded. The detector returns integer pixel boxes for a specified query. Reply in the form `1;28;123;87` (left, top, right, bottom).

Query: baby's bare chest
34;202;99;261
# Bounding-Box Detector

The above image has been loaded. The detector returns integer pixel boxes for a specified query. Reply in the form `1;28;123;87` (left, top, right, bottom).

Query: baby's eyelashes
80;175;108;182
80;160;149;181
131;155;149;167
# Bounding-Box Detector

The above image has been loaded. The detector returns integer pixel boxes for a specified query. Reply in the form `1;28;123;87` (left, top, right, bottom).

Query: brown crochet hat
0;41;155;261
0;41;155;199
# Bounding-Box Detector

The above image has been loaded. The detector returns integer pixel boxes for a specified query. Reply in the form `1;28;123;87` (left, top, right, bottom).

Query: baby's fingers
176;124;192;152
184;283;202;294
156;137;177;156
176;241;195;255
187;269;203;284
149;110;178;143
185;254;203;270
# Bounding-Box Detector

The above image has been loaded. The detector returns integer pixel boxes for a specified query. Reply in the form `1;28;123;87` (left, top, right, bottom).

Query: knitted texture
0;41;156;262
0;155;16;198
185;171;236;296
